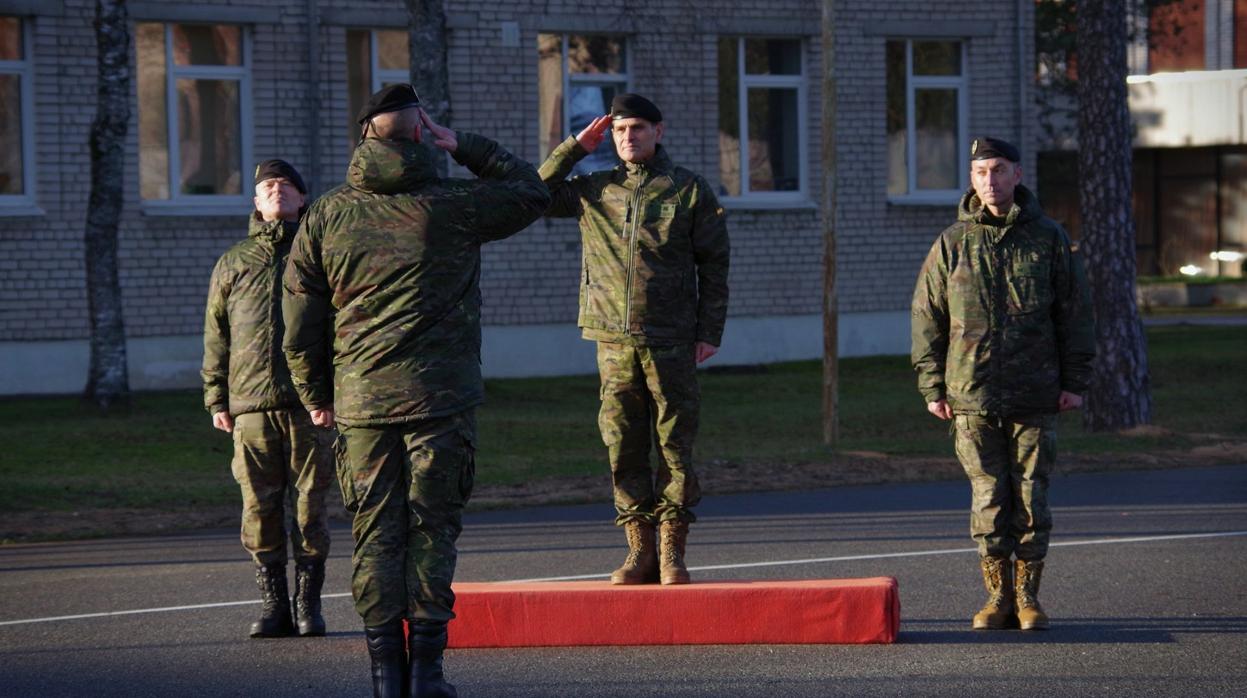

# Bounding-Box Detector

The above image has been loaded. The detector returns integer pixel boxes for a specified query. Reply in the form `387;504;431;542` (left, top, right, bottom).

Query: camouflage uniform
540;136;729;525
911;184;1095;561
282;133;549;627
202;215;334;567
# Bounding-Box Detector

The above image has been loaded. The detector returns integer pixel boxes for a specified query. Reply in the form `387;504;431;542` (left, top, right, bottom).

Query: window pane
176;78;241;195
0;74;21;194
346;30;370;145
914;88;958;190
0;16;20;60
569;84;620;176
886;40;907;196
744;39;801;75
567;35;624;74
537;33;564;158
912;41;960;76
376;30;408;72
172;24;241;66
718;38;741;196
137;23;169;200
747;87;800;192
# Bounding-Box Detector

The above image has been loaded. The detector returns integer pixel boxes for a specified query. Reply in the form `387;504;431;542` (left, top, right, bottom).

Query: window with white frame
136;22;251;204
346;29;409;145
0;15;35;205
538;34;628;176
886;39;967;201
717;37;807;202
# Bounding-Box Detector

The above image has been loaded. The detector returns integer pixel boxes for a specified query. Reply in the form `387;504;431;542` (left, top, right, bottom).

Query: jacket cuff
919;387;945;403
206;403;227;416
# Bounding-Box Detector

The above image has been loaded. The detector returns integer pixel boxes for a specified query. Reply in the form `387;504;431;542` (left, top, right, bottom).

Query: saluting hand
576;114;612;153
420;109;458;153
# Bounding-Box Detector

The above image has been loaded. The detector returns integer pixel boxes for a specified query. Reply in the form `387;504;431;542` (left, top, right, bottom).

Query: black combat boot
408;621;458;698
364;620;406;698
293;560;326;637
249;562;295;638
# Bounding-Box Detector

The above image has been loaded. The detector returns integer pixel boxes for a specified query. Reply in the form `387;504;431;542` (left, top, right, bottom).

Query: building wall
0;0;1034;394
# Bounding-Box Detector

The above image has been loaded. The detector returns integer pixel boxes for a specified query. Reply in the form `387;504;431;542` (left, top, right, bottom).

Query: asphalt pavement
1;464;1245;697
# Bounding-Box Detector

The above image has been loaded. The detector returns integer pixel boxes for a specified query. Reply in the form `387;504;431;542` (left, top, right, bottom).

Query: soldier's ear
655;122;664;142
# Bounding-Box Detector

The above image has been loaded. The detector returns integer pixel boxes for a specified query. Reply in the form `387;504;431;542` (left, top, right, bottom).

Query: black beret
970;137;1020;163
610;93;662;124
253;159;306;194
357;83;422;125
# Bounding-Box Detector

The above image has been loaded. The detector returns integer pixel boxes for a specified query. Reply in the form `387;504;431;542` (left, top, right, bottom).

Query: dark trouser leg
596;342;657;526
402;411;475;625
338;424;409;628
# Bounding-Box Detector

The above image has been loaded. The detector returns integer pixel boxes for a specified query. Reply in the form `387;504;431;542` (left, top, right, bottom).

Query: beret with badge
969;136;1020;163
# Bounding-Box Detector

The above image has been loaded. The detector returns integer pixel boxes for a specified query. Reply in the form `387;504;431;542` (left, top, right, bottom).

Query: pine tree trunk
405;0;450;178
83;0;131;408
1075;0;1151;430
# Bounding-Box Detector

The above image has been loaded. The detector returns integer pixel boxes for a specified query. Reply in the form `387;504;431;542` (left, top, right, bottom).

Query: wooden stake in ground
405;0;451;177
821;0;839;447
1075;0;1152;430
83;0;131;408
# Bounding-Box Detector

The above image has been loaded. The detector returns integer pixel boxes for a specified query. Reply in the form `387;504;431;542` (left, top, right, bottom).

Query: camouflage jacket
202;216;302;416
282;133;550;427
911;185;1095;417
540;137;730;346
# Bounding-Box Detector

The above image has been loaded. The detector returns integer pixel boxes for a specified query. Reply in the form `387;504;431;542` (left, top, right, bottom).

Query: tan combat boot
659;520;691;585
971;556;1017;629
610;520;658;584
1015;559;1050;630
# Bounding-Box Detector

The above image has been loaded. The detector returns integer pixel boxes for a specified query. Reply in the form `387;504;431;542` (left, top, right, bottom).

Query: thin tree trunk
405;0;450;177
821;0;839;447
84;0;131;408
1075;0;1151;430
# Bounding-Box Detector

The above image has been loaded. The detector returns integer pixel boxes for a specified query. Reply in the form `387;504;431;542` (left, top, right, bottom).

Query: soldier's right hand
576;115;612;153
926;399;952;420
212;411;234;433
309;406;336;428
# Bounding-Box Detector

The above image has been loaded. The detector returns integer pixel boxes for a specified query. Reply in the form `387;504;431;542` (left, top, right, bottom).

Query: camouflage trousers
230;409;334;567
596;341;701;526
953;413;1056;561
335;410;476;628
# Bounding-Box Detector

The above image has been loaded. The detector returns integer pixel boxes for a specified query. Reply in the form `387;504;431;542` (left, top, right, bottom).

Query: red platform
442;578;900;647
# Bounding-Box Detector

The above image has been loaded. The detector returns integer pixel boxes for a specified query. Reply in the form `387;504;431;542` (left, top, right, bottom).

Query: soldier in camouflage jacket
911;137;1095;632
540;93;730;588
202;159;333;640
282;85;550;698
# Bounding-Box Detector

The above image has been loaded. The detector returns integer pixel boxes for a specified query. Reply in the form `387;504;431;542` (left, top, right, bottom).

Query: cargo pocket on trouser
333;431;360;514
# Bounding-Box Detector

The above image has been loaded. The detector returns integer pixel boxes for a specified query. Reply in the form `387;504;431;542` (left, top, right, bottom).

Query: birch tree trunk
83;0;131;407
1075;0;1152;430
405;0;451;177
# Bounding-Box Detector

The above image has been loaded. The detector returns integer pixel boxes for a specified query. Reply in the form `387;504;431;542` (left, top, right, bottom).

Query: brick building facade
0;0;1036;394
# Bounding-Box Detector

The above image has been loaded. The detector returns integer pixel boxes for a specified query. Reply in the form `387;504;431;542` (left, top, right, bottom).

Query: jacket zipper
622;175;646;333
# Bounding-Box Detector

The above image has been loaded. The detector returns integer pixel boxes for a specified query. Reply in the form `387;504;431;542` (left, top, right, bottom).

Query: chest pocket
1006;259;1052;315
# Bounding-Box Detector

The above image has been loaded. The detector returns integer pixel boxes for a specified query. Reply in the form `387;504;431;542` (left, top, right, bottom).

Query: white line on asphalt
2;529;1245;627
503;529;1247;582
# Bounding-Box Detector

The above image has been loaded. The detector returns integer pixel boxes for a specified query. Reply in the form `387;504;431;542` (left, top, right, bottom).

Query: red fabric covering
441;578;900;647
